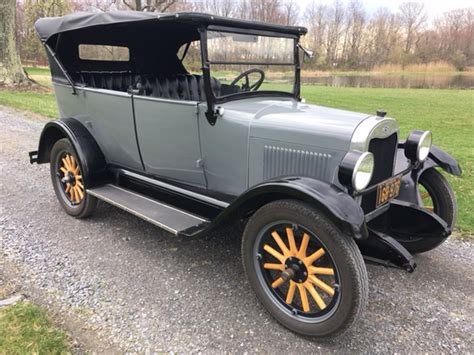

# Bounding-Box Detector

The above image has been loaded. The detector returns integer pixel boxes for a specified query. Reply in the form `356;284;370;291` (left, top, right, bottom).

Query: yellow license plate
376;175;402;208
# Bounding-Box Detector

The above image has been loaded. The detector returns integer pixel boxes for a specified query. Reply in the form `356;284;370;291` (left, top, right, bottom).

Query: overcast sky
297;0;473;20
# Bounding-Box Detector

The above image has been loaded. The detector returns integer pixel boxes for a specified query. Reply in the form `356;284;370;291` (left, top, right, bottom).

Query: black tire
50;138;97;218
398;168;457;254
242;199;368;338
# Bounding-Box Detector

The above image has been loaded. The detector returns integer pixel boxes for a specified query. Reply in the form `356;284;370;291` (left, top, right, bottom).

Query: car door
133;95;206;188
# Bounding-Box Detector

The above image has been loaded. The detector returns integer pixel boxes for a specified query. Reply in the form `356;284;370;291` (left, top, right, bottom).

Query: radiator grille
263;145;331;180
362;133;398;213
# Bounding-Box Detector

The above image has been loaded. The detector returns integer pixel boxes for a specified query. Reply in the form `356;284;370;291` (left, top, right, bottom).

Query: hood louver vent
263;145;331;180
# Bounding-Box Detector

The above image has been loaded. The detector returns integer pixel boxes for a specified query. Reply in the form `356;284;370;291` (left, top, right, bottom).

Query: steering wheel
230;68;265;92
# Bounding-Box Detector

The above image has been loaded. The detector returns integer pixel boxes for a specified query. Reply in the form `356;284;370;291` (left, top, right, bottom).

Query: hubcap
58;153;84;204
256;223;340;318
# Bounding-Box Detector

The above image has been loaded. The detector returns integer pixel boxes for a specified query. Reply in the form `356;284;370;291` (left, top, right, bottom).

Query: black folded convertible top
35;11;307;43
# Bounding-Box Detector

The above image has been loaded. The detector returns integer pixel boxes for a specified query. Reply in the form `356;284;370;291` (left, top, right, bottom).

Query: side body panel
134;96;206;187
197;102;251;195
53;84;143;171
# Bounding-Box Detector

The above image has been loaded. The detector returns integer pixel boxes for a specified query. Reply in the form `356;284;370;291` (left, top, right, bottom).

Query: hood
222;98;370;152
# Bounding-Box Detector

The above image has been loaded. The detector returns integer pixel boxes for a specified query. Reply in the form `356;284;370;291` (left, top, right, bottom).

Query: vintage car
30;12;461;337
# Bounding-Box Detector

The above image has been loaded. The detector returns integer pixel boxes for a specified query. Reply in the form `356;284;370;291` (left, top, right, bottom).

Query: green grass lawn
0;83;472;232
0;90;57;118
0;301;70;353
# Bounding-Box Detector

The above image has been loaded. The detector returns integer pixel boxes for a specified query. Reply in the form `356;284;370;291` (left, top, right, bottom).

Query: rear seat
73;71;221;101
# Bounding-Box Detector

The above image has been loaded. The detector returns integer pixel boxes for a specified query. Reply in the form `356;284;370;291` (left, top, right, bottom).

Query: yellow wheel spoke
74;166;80;175
62;158;70;171
65;183;71;193
75;186;84;200
304;282;326;310
69;186;75;201
263;244;286;263
309;275;335;296
271;277;285;288
70;155;76;170
76;175;82;181
76;180;84;189
74;187;79;203
297;284;310;312
60;167;68;174
298;233;310;258
309;266;334;276
263;263;284;271
286;281;296;304
286;228;298;254
305;248;325;266
66;155;73;169
271;231;291;257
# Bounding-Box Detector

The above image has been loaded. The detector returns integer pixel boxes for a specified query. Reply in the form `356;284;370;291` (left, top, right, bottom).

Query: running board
87;184;210;237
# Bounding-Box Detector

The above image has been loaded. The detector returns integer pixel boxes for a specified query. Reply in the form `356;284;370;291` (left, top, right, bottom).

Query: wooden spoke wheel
50;138;97;218
258;224;340;318
58;153;84;204
242;200;368;337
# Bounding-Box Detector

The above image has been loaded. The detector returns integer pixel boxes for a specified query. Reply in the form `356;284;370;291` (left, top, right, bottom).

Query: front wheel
50;138;97;218
242;200;368;338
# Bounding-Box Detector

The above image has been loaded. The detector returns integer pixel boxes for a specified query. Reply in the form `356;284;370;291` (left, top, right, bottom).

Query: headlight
339;151;375;191
405;130;432;162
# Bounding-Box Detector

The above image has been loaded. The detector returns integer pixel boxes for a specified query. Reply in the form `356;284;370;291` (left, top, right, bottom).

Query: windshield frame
199;26;302;120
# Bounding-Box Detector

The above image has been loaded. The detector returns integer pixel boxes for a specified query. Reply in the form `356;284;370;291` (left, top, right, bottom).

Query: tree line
15;0;474;71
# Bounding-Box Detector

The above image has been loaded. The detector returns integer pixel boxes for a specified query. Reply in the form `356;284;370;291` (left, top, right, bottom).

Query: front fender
425;145;462;176
213;177;368;239
34;118;107;187
396;143;461;205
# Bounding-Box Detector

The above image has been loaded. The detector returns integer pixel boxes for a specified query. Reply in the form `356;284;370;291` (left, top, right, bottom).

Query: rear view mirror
303;50;314;62
297;44;314;63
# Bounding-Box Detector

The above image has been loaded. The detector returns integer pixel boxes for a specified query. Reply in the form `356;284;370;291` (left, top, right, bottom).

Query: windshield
206;31;296;98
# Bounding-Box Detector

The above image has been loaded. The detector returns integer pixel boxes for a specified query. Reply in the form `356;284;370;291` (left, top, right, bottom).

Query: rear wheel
242;200;368;338
50;138;97;218
397;168;456;253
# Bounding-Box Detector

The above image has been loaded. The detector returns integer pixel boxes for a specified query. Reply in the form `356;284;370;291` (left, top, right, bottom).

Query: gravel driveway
1;105;473;353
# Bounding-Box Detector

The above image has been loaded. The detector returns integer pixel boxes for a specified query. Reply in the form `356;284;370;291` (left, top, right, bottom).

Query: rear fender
34;118;107;187
213;177;368;239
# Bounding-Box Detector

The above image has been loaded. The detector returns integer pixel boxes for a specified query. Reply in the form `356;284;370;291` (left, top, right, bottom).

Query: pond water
301;73;474;89
300;74;473;89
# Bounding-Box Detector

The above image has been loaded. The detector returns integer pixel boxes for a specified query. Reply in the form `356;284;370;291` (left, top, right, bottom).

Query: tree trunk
0;0;29;85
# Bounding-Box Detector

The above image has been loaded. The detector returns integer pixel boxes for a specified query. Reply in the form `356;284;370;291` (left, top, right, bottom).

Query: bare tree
305;1;327;63
325;0;345;67
238;0;284;24
282;0;299;26
202;0;236;17
121;0;177;12
399;2;427;54
0;0;29;85
342;0;366;67
365;7;402;67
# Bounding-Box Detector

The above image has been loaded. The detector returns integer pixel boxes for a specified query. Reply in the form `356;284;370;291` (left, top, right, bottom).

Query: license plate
376;175;402;208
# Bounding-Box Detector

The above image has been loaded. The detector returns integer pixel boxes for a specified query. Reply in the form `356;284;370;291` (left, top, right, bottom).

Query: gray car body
53;82;385;197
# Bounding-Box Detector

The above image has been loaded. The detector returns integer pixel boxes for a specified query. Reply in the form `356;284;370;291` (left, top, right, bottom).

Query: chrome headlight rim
405;130;432;163
339;151;375;192
417;130;432;162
